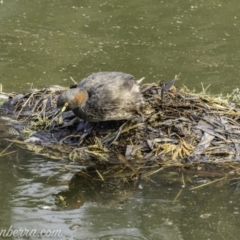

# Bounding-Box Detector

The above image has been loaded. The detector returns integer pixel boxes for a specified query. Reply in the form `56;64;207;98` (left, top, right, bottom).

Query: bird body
57;72;144;122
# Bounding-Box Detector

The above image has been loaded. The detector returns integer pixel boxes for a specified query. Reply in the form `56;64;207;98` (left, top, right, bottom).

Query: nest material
1;83;240;173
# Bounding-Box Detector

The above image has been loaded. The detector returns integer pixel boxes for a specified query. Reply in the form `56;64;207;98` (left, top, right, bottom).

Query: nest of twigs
2;81;240;182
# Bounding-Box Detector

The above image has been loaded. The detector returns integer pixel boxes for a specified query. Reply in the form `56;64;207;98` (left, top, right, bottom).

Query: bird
57;71;144;122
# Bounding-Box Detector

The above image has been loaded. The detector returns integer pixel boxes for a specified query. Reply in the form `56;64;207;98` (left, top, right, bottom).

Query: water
1;0;240;93
1;0;240;239
2;146;240;239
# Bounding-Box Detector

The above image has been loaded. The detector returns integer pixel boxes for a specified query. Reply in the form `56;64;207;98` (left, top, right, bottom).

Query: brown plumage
57;72;144;122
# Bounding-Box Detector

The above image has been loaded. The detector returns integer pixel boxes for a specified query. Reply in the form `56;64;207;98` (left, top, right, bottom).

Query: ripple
98;233;148;240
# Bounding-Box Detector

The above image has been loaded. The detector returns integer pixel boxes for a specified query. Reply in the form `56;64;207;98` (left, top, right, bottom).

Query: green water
1;0;240;93
1;0;240;239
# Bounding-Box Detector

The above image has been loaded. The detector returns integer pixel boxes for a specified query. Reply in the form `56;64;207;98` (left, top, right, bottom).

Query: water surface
0;0;239;93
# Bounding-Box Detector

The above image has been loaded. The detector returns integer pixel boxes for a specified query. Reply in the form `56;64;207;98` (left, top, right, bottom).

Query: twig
16;92;35;119
189;176;226;190
0;140;15;156
182;173;186;187
70;76;77;84
0;150;16;158
96;169;104;181
173;189;183;203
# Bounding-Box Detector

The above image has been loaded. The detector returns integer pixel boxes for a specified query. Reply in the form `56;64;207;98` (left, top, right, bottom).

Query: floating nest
1;81;240;183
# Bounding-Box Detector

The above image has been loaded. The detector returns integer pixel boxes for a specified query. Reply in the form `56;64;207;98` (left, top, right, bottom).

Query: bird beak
57;112;63;125
44;102;69;130
61;102;68;112
56;102;68;125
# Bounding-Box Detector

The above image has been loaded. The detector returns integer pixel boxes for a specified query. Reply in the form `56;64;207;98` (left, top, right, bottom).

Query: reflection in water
0;138;16;230
55;166;139;210
3;149;240;240
10;157;238;240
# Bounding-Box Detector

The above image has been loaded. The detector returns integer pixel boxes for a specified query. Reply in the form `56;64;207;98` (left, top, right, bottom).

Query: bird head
57;88;89;112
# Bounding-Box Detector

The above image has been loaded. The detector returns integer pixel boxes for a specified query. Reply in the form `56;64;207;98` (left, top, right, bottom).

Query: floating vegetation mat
1;82;240;180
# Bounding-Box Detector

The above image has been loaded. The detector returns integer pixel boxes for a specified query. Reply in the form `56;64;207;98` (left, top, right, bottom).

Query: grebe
57;72;144;122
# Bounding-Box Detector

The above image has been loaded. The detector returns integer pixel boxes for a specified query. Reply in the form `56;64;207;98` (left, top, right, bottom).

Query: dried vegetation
1;81;240;183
